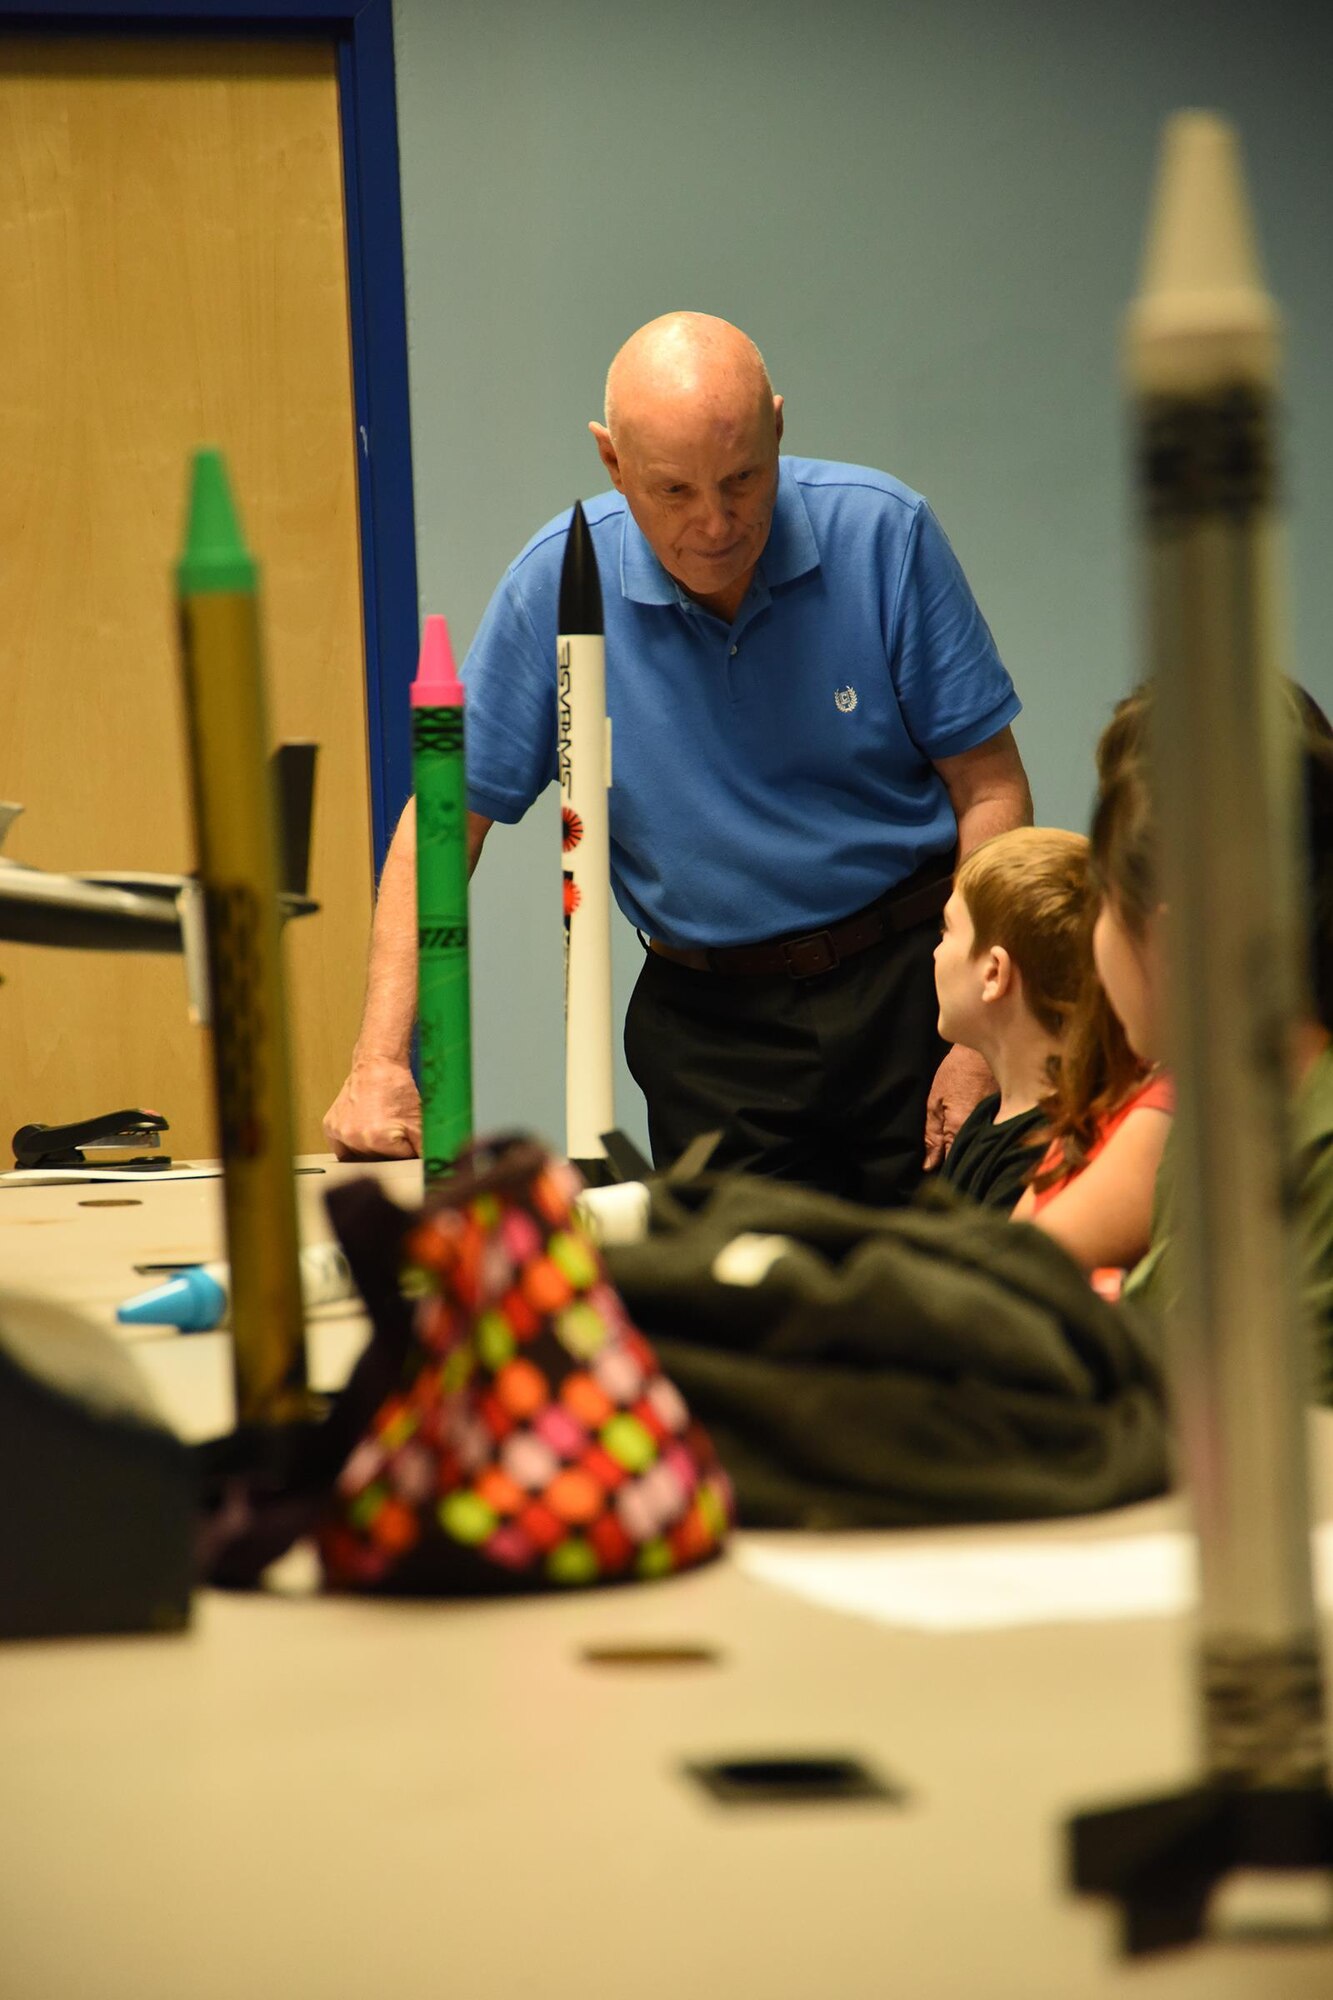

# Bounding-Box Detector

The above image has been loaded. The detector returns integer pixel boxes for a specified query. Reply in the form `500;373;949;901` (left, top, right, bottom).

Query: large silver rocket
1070;113;1333;1953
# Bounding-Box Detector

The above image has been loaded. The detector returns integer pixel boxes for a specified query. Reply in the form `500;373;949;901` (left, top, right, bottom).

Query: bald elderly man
325;314;1032;1202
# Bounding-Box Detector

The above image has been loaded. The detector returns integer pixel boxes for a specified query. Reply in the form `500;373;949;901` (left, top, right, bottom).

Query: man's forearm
934;724;1034;866
349;802;493;1069
953;779;1033;861
350;802;418;1066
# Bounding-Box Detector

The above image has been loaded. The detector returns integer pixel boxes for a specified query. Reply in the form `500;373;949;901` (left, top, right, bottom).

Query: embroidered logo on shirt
834;685;858;713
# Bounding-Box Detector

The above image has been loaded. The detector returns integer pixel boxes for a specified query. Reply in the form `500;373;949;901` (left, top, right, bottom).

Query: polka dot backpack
315;1135;734;1594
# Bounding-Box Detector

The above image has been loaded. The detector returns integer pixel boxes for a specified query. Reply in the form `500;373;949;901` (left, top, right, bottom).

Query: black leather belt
647;855;955;979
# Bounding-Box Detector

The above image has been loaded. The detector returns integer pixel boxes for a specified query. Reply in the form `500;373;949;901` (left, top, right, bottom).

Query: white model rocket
557;501;615;1171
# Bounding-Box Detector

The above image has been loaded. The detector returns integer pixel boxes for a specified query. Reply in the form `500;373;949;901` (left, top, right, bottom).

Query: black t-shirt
938;1092;1047;1214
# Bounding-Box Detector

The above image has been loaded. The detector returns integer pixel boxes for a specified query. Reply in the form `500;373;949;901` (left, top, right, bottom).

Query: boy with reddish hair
934;828;1091;1211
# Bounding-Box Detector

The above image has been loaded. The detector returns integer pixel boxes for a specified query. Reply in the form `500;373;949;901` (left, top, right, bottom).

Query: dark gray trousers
623;917;946;1207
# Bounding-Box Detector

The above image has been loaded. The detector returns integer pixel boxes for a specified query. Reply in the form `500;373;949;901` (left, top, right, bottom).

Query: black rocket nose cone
558;499;604;635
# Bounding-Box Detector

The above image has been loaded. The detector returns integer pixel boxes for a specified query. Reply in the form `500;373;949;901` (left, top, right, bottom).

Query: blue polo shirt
460;456;1019;949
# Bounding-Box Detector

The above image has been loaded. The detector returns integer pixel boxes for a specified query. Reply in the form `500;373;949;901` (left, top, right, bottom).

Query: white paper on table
736;1522;1333;1634
0;1165;222;1186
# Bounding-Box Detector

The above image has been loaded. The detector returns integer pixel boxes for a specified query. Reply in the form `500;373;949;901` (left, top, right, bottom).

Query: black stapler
12;1108;172;1171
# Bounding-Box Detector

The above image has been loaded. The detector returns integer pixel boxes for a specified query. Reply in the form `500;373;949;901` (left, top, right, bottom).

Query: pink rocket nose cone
411;614;463;706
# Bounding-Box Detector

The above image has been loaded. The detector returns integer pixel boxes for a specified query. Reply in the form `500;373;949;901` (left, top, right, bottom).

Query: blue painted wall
391;0;1333;1150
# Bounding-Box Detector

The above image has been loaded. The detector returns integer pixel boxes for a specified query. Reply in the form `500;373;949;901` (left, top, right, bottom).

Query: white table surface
1;1160;1331;1999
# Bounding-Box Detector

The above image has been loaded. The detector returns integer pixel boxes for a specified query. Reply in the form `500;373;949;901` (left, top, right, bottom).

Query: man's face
933;890;987;1048
595;394;783;610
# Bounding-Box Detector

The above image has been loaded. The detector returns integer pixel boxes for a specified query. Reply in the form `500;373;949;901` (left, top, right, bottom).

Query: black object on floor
0;1291;193;1640
1069;1783;1333;1955
684;1753;907;1807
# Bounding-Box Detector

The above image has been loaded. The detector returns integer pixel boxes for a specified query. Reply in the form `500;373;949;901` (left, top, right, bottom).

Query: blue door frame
2;0;418;875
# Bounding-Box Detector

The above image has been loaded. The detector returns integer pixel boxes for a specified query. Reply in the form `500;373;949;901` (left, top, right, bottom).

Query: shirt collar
617;459;821;607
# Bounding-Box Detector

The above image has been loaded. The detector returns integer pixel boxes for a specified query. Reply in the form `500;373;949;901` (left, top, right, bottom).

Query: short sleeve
1130;1072;1175;1118
459;568;559;824
890;502;1021;761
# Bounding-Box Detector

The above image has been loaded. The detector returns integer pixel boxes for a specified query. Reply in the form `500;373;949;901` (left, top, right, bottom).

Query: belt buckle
782;929;838;978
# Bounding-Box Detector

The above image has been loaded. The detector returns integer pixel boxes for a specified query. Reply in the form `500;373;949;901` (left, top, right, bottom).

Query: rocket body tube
557;502;615;1164
175;450;308;1427
412;616;473;1184
574;1179;650;1248
1131;115;1325;1783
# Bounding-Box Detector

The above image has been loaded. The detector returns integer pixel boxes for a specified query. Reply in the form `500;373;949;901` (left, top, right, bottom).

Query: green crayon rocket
412;615;473;1183
176;450;308;1426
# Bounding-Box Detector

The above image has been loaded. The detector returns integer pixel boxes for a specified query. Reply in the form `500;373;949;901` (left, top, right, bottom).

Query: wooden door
0;34;372;1159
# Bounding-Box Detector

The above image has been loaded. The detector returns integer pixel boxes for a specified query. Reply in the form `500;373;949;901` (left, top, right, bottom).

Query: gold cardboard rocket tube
175;449;308;1427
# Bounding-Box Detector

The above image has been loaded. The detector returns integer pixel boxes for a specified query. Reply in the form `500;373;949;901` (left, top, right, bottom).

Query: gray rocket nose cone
1126;111;1279;393
558;500;604;635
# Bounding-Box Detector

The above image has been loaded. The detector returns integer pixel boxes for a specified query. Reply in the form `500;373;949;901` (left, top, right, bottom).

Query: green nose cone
177;448;258;594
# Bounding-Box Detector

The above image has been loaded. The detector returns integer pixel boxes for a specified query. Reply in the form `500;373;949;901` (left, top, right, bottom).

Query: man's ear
588;421;624;491
773;394;785;446
980;945;1012;1005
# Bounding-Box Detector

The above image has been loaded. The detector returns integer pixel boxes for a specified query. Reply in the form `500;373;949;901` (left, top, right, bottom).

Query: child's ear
980;946;1012;1004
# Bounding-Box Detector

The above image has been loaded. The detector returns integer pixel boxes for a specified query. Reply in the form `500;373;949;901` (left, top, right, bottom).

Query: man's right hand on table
322;1056;422;1160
